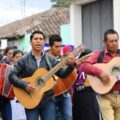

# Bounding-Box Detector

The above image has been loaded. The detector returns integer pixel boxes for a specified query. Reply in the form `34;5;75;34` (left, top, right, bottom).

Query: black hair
49;34;62;47
79;48;92;58
30;31;45;41
104;29;119;41
13;49;24;58
12;45;18;50
4;46;14;55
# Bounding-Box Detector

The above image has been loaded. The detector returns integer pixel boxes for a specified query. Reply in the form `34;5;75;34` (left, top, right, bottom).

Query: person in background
10;49;26;120
12;49;24;65
62;45;73;56
47;35;62;60
0;46;14;120
1;46;14;64
47;35;73;120
9;31;75;120
72;49;101;120
62;45;74;100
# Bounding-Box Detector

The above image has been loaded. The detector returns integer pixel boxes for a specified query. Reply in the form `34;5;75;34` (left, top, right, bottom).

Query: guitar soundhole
111;66;120;76
35;77;45;87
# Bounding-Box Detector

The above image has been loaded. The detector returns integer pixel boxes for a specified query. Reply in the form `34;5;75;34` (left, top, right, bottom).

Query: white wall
113;0;120;47
0;39;7;49
70;0;96;47
71;0;120;47
70;3;82;47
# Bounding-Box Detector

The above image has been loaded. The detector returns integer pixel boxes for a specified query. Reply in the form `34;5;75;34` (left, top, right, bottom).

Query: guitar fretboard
44;58;67;80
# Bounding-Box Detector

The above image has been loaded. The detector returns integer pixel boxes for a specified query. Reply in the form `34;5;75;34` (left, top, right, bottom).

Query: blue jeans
0;99;12;120
55;92;72;120
25;98;56;120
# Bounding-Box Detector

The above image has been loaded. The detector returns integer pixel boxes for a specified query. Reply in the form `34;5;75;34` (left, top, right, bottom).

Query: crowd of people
0;29;120;120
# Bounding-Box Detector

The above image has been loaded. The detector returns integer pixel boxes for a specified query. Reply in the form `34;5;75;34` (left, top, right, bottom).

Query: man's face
50;41;62;56
104;33;119;53
30;33;45;52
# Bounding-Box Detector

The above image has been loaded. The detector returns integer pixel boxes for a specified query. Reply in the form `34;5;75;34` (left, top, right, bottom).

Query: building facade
70;0;120;50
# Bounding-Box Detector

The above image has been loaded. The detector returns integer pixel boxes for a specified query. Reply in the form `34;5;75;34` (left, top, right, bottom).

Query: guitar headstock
72;44;85;58
62;44;85;63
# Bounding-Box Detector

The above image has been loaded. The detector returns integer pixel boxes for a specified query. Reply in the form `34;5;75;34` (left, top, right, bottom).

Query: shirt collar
104;48;109;55
46;49;62;60
104;48;119;55
31;50;44;58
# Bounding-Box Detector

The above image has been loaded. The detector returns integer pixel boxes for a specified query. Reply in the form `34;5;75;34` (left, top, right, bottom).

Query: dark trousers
25;98;56;120
72;87;101;120
25;91;56;120
0;99;12;120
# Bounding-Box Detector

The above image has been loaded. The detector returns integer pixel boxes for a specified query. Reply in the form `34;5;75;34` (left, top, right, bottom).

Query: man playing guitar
81;29;120;120
9;31;75;120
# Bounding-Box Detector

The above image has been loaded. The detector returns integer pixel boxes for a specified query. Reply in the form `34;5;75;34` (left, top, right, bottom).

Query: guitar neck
44;59;67;80
44;45;84;80
78;52;94;63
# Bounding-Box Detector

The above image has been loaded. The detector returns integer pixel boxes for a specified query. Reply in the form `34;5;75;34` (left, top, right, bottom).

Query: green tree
51;0;72;7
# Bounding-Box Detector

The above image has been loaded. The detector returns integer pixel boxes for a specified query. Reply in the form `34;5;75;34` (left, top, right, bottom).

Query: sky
0;0;52;26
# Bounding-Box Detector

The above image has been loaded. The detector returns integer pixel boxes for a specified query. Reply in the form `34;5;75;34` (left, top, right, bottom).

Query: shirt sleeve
80;51;103;77
9;59;28;89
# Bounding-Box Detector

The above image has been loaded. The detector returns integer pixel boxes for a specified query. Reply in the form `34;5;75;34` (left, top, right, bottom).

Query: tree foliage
51;0;71;7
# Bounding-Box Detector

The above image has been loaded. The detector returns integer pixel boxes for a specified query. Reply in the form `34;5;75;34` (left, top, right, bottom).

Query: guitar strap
45;53;57;82
98;51;104;63
98;49;120;63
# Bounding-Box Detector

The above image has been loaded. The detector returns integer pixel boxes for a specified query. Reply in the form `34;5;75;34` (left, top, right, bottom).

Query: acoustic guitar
54;52;93;96
87;57;120;94
13;45;84;109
